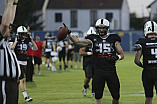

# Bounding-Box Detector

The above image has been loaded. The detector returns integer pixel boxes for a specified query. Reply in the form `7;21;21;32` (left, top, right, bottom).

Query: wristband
118;55;121;60
13;2;18;5
87;52;92;55
69;33;73;37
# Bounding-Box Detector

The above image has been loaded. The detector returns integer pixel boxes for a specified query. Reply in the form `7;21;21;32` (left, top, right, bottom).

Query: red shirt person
34;35;44;75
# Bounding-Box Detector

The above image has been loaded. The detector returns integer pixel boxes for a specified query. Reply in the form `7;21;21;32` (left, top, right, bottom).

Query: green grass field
18;53;157;104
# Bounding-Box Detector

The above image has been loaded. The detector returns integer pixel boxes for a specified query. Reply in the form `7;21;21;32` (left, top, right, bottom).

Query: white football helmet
52;56;58;63
17;26;27;33
57;46;62;52
87;27;96;35
17;26;28;39
95;18;110;36
144;21;157;37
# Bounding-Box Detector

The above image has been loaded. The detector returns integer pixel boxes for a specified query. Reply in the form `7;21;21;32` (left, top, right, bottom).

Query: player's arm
68;34;92;47
52;44;56;52
115;41;124;60
28;33;38;51
10;40;18;50
30;39;38;51
65;41;69;47
43;40;46;49
79;47;93;56
134;49;143;68
0;0;16;37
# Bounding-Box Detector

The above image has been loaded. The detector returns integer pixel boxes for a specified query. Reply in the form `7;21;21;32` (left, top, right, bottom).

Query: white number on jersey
151;48;157;58
98;43;111;53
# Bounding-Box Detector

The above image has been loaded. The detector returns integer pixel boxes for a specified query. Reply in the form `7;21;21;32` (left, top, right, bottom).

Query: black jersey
87;34;121;72
135;37;157;68
14;38;30;61
58;40;66;54
67;43;74;53
83;35;94;68
45;38;54;52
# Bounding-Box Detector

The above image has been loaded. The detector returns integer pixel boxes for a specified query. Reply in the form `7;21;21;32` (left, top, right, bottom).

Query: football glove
63;23;71;34
28;34;33;41
109;55;119;61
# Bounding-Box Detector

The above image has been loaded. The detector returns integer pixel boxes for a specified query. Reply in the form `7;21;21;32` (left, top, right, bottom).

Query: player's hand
67;29;71;34
14;34;18;41
108;55;119;61
63;23;71;35
27;33;33;41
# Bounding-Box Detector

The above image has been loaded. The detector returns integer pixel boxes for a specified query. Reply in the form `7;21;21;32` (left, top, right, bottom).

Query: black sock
59;65;61;70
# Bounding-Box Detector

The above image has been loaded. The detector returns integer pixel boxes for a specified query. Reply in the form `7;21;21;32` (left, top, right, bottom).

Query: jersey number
99;43;111;53
151;48;157;58
18;44;27;51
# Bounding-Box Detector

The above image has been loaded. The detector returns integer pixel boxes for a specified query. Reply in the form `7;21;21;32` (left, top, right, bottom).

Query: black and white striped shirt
0;33;21;80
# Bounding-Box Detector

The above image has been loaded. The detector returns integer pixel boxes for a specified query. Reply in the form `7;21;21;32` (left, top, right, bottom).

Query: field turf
18;53;157;104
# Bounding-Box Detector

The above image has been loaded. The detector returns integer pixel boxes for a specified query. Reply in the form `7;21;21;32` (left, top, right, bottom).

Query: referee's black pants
0;78;19;104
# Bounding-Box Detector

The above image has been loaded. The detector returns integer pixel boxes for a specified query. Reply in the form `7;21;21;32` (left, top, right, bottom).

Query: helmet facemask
19;32;27;40
95;26;109;36
95;19;110;36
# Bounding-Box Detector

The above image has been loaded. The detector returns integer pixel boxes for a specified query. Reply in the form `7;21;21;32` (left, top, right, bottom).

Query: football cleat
82;87;87;96
25;96;33;102
91;92;95;97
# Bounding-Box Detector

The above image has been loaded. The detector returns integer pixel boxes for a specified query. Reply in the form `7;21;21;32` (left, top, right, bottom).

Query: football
57;27;68;41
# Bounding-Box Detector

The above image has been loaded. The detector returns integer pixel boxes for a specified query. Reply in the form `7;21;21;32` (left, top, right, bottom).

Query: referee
0;0;21;104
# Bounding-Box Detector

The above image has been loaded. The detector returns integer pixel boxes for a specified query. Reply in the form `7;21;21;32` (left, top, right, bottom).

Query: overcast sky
127;0;154;17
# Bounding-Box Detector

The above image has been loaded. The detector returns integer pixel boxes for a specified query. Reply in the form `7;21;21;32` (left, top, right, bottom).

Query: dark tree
130;13;145;30
14;0;43;30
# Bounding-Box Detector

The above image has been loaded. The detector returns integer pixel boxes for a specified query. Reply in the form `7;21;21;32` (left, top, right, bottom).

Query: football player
43;33;53;70
11;26;37;102
57;39;68;70
134;21;157;104
79;27;96;96
67;18;124;104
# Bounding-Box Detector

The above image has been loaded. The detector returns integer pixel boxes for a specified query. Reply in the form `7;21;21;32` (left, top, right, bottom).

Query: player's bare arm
134;49;143;68
68;34;92;47
30;39;38;51
10;0;18;24
79;47;93;56
11;40;18;50
65;41;69;47
0;0;15;37
53;44;56;52
115;41;124;60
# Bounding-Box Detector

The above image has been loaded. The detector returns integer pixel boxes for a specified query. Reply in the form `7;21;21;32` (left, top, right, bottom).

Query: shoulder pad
110;33;121;42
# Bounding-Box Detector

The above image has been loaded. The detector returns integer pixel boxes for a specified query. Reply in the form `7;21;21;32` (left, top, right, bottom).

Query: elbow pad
134;44;142;51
